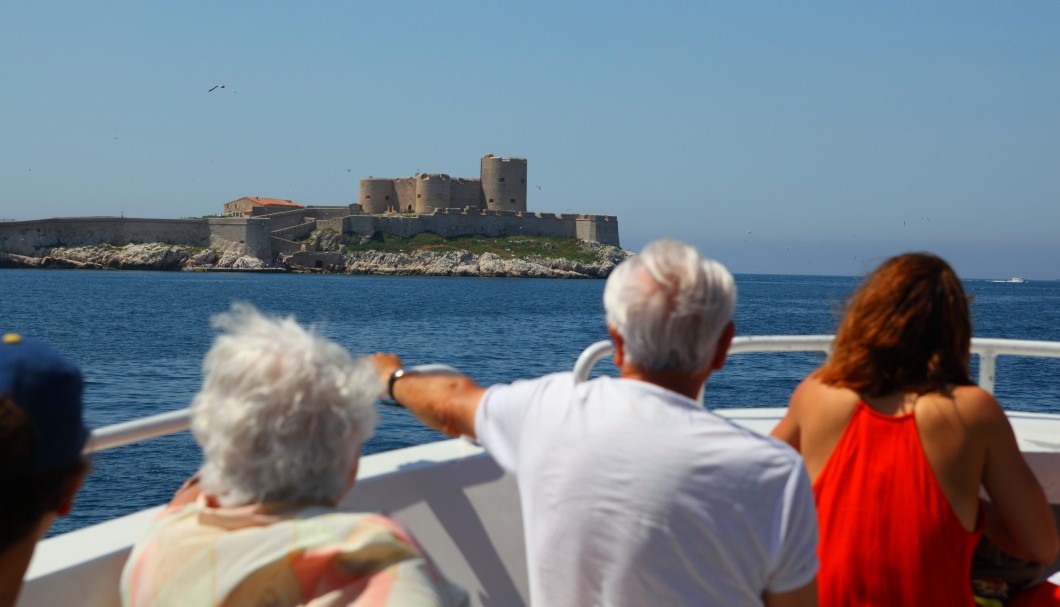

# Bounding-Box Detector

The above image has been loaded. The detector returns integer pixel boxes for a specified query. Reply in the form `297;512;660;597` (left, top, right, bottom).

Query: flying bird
208;84;226;92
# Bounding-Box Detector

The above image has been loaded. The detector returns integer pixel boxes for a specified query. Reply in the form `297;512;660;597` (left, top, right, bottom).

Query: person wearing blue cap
0;333;89;607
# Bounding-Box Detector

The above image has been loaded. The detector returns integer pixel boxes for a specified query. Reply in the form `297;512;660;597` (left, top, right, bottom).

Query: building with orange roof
224;197;306;217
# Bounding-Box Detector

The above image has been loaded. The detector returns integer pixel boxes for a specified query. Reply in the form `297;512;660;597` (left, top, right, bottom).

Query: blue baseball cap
0;333;88;474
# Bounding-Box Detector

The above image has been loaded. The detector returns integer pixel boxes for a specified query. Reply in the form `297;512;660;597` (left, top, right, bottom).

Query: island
0;154;629;278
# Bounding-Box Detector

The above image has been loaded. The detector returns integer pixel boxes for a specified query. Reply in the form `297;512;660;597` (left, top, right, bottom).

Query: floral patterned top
120;498;468;607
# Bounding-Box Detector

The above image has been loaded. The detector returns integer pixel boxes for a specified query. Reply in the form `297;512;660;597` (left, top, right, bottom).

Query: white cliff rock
326;247;627;278
0;236;632;279
0;243;273;271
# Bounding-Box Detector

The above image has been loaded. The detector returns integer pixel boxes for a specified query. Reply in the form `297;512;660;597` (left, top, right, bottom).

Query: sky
1;1;1057;279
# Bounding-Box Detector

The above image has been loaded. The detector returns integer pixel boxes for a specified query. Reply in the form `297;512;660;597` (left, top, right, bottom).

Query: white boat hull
20;408;1060;607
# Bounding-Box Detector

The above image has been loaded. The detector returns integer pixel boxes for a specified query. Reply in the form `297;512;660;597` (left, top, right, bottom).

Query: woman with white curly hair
120;303;467;607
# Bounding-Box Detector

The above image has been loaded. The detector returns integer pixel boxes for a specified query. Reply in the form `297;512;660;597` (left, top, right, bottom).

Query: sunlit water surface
2;270;1057;535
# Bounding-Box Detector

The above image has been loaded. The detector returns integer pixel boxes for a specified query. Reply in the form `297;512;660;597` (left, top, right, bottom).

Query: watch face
388;368;406;401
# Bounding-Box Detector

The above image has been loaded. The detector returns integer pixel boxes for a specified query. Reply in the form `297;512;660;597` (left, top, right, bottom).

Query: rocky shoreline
0;239;632;279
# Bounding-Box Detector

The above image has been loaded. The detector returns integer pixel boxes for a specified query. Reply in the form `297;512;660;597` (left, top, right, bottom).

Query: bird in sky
208;84;226;92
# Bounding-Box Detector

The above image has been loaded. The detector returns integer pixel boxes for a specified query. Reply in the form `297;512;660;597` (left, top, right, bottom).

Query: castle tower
414;173;451;214
480;154;527;212
359;178;397;214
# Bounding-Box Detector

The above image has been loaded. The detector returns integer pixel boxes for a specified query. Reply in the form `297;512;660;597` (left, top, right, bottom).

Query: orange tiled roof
245;197;306;208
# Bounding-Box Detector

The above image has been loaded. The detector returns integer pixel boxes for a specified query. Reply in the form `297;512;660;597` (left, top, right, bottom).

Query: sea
1;269;1059;537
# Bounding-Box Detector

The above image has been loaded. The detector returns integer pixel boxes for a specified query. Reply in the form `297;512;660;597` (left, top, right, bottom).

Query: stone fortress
0;154;620;267
360;154;528;214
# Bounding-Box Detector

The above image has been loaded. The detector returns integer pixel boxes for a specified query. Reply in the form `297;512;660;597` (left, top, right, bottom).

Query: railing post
573;340;614;383
978;350;997;394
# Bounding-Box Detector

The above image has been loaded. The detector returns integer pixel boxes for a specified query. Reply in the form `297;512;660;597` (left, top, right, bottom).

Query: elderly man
374;239;818;606
0;334;89;607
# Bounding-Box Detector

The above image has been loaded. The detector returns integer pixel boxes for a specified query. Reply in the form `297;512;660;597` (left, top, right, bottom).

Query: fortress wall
259;209;309;231
271;220;316;241
317;218;346;232
0;217;212;256
360;179;396;214
207;218;272;258
481;154;528;212
415;174;451;214
341;215;376;237
450;178;484;210
288;251;345;271
248;206;281;217
394;178;416;212
271;236;303;255
576;216;620;247
306;207;351;220
0;216;274;259
337;212;617;243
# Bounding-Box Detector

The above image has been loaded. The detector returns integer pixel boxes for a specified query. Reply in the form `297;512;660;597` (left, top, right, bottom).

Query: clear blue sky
2;1;1057;278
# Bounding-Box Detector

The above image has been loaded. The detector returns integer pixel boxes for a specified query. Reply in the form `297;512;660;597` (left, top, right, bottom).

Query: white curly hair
604;239;737;373
191;303;379;507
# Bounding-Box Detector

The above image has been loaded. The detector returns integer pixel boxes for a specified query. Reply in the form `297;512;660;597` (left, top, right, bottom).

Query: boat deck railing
85;336;1060;456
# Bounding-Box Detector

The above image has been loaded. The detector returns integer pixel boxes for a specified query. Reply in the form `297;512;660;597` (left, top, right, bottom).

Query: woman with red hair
772;252;1057;605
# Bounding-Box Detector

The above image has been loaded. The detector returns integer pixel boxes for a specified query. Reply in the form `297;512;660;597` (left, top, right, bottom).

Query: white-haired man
373;239;819;606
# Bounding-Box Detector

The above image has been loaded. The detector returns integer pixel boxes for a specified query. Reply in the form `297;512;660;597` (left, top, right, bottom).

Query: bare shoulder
789;373;859;413
776;373;856;439
919;385;1009;443
776;372;861;479
950;385;1007;425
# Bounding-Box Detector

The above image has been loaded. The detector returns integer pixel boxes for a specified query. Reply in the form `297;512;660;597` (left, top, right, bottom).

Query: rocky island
0;153;628;278
0;232;630;279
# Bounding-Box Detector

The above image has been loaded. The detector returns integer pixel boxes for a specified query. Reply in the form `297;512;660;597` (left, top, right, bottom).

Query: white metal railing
83;337;1060;456
571;335;1060;394
81;363;462;455
969;338;1060;393
83;408;190;455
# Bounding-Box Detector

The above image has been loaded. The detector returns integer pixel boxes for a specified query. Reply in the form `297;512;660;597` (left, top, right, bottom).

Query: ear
607;325;625;368
56;471;86;517
710;322;735;371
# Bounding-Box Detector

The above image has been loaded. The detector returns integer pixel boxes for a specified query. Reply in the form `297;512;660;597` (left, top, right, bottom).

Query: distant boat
992;277;1028;284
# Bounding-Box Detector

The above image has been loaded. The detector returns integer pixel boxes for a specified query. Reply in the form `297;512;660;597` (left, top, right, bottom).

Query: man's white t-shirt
475;373;818;607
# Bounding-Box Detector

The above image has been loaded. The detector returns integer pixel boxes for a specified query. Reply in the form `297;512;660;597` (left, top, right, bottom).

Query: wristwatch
388;368;407;402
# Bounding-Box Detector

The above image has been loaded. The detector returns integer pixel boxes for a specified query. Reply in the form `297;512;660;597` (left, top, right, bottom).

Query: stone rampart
336;211;619;246
271;236;304;256
451;178;484;211
0;216;273;259
271;220;316;241
394;177;416;213
0;217;211;256
576;215;620;246
306;207;350;220
261;209;309;231
316;218;346;233
481;154;528;213
205;218;272;258
288;251;345;271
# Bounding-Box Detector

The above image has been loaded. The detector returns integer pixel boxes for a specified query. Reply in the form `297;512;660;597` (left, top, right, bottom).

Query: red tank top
813;401;982;606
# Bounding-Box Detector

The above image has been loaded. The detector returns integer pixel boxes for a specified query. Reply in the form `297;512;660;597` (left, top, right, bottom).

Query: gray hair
191;303;379;507
604;239;737;373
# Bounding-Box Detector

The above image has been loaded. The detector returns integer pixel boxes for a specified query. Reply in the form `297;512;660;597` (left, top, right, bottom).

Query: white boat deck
18;336;1060;606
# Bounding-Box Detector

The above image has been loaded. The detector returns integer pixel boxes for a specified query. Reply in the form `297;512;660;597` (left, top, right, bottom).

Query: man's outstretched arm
371;354;486;439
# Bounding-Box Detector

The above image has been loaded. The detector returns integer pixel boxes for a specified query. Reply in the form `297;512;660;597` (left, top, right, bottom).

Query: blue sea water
1;269;1059;536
